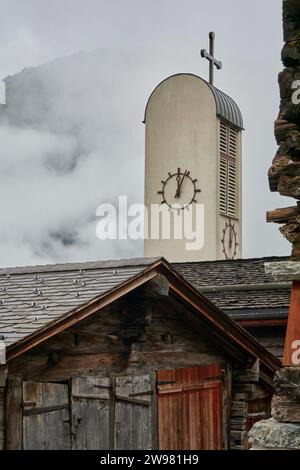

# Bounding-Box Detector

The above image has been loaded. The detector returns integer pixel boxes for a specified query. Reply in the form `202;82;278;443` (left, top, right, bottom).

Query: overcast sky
0;0;292;267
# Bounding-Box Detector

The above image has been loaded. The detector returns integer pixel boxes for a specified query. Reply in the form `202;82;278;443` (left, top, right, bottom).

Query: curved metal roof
143;73;244;130
207;82;244;130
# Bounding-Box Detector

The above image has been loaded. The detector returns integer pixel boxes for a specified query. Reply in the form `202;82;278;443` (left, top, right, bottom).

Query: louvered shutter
219;159;227;214
229;126;237;159
220;121;228;155
219;121;238;217
227;162;237;217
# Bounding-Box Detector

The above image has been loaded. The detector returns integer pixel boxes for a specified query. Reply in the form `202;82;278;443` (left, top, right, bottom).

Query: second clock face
158;168;201;210
221;219;238;260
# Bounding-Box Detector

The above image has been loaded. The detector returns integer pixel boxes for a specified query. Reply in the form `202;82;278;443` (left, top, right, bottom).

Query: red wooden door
157;365;223;450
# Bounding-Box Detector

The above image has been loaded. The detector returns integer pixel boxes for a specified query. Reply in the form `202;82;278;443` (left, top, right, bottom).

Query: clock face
221;219;238;260
157;168;201;210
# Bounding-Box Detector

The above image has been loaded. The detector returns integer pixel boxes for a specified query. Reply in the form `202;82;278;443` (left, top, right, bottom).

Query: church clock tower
143;33;243;263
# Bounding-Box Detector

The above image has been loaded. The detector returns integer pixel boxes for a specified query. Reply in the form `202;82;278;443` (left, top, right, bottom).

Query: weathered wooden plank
23;381;71;450
23;403;69;416
109;376;115;450
9;353;130;382
223;362;232;450
157;365;223;450
231;401;248;418
233;369;260;383
140;275;169;298
71;376;109;450
132;374;152;450
8;304;225;382
230;423;246;431
157;369;181;450
6;376;23;449
72;393;109;401
115;394;151;406
230;419;246;428
233;393;252;401
247;412;267;419
231;401;248;411
251;385;270;400
113;374;153;450
230;430;247;447
114;375;133;449
0;388;5;450
151;372;158;450
266;206;299;224
0;366;7;387
233;384;256;394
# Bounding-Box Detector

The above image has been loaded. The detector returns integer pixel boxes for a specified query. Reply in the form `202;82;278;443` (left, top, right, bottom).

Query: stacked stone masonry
268;0;300;258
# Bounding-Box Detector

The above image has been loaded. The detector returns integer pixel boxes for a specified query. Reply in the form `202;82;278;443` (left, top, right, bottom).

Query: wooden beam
6;377;23;450
238;319;287;328
283;281;300;366
0;367;7;388
233;369;260;384
142;274;169;298
266;206;299;224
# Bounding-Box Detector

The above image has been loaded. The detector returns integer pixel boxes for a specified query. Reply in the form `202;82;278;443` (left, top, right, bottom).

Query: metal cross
201;32;222;85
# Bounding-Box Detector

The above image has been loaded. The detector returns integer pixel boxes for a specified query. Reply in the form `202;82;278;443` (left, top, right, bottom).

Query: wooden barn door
157;365;223;450
7;374;156;450
22;381;71;450
71;374;155;450
114;374;155;449
71;376;110;450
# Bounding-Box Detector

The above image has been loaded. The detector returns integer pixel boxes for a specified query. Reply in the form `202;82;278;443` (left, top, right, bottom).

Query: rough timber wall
7;302;226;382
268;0;300;258
0;367;7;450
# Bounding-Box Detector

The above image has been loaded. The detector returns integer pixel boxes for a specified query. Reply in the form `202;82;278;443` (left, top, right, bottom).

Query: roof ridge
0;257;163;275
173;256;289;266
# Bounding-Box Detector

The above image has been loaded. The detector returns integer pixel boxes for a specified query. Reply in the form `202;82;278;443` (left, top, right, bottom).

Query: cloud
0;33;292;266
0;50;153;266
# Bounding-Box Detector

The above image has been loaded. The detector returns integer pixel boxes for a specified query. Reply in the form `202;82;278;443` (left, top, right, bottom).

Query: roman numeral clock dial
157;168;201;210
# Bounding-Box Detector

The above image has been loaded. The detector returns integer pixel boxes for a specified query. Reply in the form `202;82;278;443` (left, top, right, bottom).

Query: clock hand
177;170;188;197
175;171;181;198
229;226;233;249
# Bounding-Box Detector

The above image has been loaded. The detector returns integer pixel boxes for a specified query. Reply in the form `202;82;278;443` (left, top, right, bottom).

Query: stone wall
249;368;300;449
268;0;300;258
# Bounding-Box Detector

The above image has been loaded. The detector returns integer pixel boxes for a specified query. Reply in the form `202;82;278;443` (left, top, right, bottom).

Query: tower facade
144;73;243;262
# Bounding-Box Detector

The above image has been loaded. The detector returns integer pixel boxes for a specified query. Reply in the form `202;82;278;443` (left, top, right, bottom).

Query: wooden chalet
0;257;281;450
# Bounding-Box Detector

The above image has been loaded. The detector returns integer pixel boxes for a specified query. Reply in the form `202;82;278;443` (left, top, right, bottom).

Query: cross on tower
201;32;222;86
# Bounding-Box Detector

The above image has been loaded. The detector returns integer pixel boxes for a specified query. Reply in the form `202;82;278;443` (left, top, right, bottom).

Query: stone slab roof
0;256;290;348
0;258;160;346
173;256;290;320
